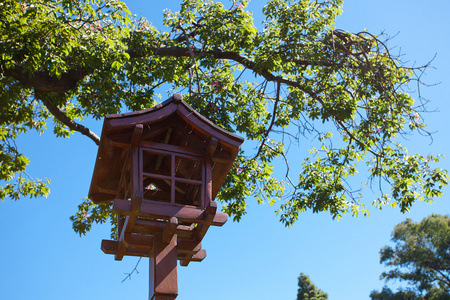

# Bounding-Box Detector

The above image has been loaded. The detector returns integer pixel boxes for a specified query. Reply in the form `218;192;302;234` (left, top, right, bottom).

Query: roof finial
173;93;182;103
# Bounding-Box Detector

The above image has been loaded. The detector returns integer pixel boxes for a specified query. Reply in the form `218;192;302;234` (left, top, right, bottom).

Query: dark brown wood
113;199;228;226
90;94;243;299
106;102;178;131
114;215;130;260
123;233;153;250
97;186;116;195
115;241;126;261
141;172;202;186
149;234;178;299
162;217;178;244
88;193;114;203
170;154;175;205
124;126;143;250
139;140;205;157
101;239;206;262
207;137;219;157
133;220;195;240
89;94;244;204
116;149;131;199
193;201;217;242
151;296;177;300
131;145;141;210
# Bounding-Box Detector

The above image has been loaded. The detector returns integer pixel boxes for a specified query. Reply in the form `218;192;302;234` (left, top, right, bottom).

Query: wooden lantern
88;94;244;299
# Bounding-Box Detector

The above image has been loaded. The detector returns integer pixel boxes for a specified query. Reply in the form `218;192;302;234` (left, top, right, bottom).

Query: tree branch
41;99;100;145
121;257;142;283
434;268;450;288
1;35;406;157
1;64;89;92
253;82;281;160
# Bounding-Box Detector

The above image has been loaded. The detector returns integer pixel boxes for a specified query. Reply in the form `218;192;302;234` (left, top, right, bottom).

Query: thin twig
253;82;281;160
121;257;142;283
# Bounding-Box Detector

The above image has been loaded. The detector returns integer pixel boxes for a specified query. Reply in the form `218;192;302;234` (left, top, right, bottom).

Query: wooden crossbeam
139;140;204;157
109;214;207;265
133;219;195;240
123;233;153;250
207;137;218;157
162;217;178;244
193;201;217;242
97;186;117;195
114;199;228;226
101;240;206;262
115;215;129;260
119;235;202;256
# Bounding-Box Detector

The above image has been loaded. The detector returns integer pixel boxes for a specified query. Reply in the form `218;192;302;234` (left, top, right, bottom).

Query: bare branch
253;82;281;160
121;257;142;283
265;143;296;188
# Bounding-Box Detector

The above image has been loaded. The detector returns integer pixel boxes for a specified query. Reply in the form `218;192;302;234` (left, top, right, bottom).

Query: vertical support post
204;137;218;209
115;124;144;261
170;154;175;204
149;233;178;300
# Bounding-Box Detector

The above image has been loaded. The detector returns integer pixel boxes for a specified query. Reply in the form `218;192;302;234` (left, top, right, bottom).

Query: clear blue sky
1;1;450;299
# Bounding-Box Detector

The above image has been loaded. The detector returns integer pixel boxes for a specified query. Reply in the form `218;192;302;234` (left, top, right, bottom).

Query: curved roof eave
102;94;244;149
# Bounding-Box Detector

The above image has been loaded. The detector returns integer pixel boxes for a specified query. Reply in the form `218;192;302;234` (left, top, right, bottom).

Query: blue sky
1;1;450;299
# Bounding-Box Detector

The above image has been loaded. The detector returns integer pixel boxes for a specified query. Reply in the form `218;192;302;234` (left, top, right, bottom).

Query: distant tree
297;273;328;300
370;286;419;300
370;286;449;300
370;215;450;299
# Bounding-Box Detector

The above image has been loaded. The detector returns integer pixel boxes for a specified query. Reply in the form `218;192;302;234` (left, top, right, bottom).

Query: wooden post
149;233;178;300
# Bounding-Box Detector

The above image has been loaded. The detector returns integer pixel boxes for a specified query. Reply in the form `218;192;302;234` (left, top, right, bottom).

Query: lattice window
140;147;205;207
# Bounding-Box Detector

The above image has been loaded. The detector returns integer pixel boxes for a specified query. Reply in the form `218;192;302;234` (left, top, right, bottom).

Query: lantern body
89;94;243;266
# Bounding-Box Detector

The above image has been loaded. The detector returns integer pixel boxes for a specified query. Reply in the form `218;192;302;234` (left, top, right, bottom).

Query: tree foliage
297;273;328;300
0;0;448;235
370;286;449;300
371;215;450;299
370;286;418;300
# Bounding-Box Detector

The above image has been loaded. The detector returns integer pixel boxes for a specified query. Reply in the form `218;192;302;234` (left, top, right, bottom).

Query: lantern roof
89;94;244;204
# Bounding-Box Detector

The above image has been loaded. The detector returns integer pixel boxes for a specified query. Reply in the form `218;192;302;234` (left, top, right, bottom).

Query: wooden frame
88;94;244;299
